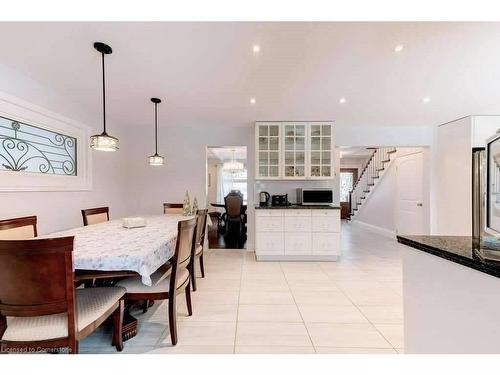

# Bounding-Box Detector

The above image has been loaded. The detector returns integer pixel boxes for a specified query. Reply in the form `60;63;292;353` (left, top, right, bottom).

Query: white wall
354;147;431;235
122;125;256;248
0;60;435;243
340;157;369;176
206;158;218;212
0;63;128;235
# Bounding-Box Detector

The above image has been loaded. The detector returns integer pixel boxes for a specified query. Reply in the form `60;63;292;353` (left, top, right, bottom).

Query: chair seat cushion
116;267;189;294
2;287;125;342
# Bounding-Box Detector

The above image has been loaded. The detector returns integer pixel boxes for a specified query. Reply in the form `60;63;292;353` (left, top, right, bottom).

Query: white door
396;152;425;235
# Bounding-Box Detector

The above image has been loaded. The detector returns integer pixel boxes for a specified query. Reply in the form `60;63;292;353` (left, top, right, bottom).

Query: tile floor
80;222;405;354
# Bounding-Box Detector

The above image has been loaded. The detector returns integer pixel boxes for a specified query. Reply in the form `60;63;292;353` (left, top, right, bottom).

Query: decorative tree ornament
182;191;191;216
192;197;198;215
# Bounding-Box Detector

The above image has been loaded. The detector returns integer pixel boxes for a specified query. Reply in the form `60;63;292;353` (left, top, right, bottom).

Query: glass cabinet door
309;123;333;178
283;123;307;178
257;123;280;178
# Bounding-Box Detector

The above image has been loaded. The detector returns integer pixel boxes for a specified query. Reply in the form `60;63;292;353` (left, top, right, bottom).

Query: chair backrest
0;237;76;340
163;203;183;215
169;217;197;291
0;216;38;240
195;209;208;247
225;193;243;218
81;207;109;226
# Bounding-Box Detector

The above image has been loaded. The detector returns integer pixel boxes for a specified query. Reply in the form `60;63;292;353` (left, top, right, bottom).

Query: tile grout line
280;261;317;354
232;253;245;354
324;271;398;352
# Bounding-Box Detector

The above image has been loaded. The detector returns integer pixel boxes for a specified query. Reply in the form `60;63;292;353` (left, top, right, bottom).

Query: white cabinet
309;123;334;179
435;115;500;235
255;121;334;180
256;233;284;255
283;123;307;179
284;233;311;255
256;123;281;179
312;233;340;255
256;208;340;261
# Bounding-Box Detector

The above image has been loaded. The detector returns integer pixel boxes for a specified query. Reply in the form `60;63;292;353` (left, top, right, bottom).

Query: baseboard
351;219;396;239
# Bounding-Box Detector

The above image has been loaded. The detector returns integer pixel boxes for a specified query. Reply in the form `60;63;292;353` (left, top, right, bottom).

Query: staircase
348;147;397;219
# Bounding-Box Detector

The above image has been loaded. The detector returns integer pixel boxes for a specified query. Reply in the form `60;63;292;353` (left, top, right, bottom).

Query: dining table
43;214;198;340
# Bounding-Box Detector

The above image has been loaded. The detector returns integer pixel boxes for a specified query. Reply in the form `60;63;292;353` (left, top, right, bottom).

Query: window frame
0;92;92;192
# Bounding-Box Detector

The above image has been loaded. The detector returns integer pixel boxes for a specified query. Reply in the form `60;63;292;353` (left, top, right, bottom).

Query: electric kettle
259;191;270;207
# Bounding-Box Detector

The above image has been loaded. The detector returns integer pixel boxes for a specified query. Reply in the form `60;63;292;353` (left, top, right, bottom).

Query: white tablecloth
45;214;193;286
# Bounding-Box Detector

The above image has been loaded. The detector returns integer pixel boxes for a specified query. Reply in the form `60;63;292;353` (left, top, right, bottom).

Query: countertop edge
254;205;340;210
397;235;500;279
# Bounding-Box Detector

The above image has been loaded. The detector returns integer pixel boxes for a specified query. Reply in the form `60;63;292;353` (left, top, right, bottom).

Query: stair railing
348;147;396;217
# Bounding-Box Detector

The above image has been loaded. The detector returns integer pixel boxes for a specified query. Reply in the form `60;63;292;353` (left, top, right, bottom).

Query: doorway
396;151;425;235
340;168;358;219
206;146;247;249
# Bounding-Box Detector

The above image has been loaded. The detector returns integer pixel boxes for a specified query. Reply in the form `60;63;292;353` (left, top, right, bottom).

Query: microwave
296;188;334;205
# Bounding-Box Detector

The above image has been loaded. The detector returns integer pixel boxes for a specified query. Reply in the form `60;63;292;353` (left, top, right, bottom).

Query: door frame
340;168;358;219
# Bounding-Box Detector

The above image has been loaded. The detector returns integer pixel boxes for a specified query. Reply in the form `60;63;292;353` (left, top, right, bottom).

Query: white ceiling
207;146;247;162
1;22;500;129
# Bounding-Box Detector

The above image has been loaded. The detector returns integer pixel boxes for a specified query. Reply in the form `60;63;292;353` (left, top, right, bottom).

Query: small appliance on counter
272;194;289;207
259;191;271;207
296;188;334;205
122;217;147;229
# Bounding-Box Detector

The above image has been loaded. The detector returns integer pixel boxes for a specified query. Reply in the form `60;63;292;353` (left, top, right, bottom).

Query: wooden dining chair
116;217;197;346
81;207;109;226
0;216;37;240
0;237;126;354
190;209;208;292
163;203;183;214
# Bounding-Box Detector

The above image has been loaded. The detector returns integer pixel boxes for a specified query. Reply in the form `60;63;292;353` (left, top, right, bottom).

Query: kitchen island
255;204;341;261
397;234;500;354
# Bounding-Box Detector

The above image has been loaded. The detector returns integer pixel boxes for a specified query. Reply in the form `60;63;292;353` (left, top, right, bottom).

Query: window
0;115;77;176
340;170;356;202
0;92;91;192
217;167;248;202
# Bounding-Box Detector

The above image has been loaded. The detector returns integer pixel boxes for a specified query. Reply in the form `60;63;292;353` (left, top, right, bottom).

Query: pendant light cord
101;52;106;134
154;102;158;155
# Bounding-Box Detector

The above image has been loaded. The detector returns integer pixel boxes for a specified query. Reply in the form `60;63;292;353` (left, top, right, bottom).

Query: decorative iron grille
0;115;77;176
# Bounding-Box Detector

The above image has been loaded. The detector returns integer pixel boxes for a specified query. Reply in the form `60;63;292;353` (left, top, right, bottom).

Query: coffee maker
259;191;270;207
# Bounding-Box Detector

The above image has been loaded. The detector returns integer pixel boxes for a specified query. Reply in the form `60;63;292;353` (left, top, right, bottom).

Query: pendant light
90;42;119;152
148;98;165;166
223;149;244;171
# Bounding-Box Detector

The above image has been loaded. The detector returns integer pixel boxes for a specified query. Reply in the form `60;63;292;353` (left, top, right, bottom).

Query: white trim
256;254;339;261
350;219;396;239
0;92;92;191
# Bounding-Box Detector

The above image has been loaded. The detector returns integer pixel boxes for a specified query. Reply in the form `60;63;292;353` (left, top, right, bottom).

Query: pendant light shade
148;98;165;166
223;149;244;171
90;42;119;152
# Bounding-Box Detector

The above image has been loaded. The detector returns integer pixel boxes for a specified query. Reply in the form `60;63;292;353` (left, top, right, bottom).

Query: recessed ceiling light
252;44;260;53
250;97;256;104
422;96;431;103
394;44;404;53
339;97;346;104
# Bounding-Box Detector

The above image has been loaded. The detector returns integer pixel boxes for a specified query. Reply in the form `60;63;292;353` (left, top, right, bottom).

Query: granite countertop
397;234;500;278
255;204;340;210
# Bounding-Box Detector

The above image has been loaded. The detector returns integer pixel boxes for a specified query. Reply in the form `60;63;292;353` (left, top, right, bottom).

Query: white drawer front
284;209;311;217
284;217;311;232
256;233;284;254
312;233;340;255
312;216;340;233
256;209;283;217
311;209;340;217
284;233;311;255
256;217;283;232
